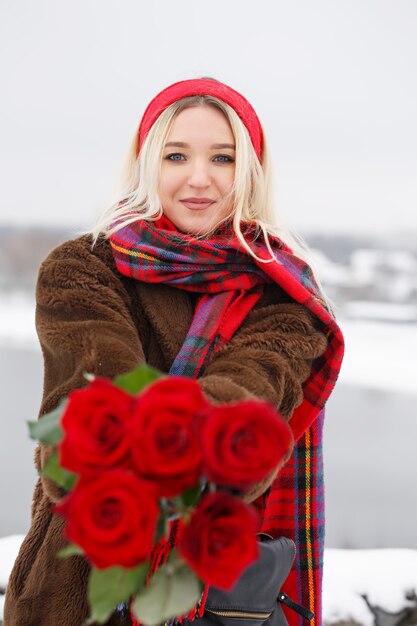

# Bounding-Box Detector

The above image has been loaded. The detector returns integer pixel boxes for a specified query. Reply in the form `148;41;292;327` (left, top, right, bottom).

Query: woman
4;78;344;626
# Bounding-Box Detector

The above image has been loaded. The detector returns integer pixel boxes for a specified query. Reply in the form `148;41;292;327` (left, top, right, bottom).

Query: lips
180;198;215;210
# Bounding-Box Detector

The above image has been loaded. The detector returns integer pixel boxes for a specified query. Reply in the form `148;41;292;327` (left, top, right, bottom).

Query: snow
1;536;416;625
337;318;417;395
0;535;25;619
0;535;24;589
344;301;417;323
0;293;38;348
0;535;24;621
323;549;417;626
310;249;352;285
350;249;417;275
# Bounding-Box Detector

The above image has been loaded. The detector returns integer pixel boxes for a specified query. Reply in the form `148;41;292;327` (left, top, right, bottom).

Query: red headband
137;79;263;161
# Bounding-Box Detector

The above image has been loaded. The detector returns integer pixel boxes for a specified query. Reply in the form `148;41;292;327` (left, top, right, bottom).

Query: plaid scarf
110;217;344;626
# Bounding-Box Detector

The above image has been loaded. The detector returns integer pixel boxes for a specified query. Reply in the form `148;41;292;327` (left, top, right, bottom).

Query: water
324;385;417;548
0;345;416;548
0;346;41;536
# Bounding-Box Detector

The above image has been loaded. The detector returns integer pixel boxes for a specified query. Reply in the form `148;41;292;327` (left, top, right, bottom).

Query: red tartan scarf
110;216;344;626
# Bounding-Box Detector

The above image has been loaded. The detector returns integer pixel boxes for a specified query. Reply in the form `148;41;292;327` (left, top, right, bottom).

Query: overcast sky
0;0;416;236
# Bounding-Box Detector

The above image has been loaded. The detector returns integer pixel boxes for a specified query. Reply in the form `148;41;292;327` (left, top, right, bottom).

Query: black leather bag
192;536;314;626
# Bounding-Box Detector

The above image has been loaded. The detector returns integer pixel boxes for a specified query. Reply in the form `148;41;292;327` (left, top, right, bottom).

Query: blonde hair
91;94;327;301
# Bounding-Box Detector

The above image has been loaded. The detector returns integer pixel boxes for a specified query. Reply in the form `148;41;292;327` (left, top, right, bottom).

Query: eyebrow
164;141;235;150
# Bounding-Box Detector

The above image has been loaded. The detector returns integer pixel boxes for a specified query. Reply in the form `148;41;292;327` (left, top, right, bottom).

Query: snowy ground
339;318;417;395
0;536;25;622
1;535;416;625
323;549;417;625
0;293;38;349
1;294;416;395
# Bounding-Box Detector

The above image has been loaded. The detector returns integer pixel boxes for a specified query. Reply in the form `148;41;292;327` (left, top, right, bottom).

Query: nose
188;159;211;188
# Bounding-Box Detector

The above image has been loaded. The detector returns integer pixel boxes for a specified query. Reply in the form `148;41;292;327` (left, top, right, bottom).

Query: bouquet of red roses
29;365;293;626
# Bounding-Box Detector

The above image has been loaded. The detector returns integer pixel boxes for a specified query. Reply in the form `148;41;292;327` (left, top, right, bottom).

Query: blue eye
214;155;234;163
166;153;185;161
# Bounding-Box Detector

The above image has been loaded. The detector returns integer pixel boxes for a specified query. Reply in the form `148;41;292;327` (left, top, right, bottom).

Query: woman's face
158;106;236;235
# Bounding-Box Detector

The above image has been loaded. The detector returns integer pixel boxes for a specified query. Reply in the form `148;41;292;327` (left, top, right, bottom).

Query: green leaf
28;399;67;445
131;560;202;626
88;562;149;624
114;364;163;394
40;449;77;491
57;543;84;558
180;484;203;508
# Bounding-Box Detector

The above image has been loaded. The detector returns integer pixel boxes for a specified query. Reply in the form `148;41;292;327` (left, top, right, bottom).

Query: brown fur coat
4;235;328;626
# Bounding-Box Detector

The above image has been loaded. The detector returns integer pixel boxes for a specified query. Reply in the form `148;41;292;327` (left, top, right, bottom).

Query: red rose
201;400;293;489
129;377;209;497
55;470;158;569
59;378;135;474
178;492;259;590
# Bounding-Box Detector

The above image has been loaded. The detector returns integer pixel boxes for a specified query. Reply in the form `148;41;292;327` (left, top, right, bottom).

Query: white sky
0;0;416;235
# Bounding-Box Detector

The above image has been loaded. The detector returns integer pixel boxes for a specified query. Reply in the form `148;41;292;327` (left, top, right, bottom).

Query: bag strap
278;592;315;622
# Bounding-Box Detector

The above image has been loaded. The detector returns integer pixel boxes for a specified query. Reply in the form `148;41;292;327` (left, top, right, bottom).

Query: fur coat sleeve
34;234;327;503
